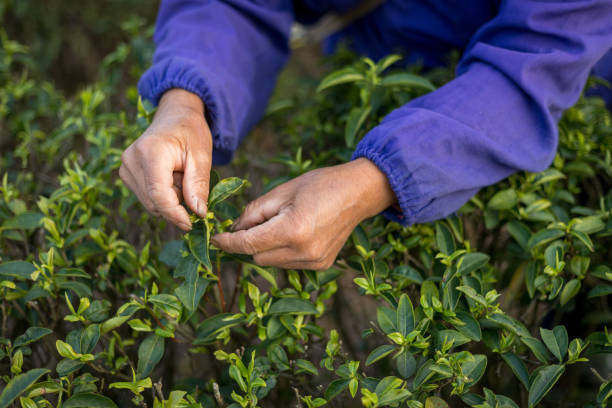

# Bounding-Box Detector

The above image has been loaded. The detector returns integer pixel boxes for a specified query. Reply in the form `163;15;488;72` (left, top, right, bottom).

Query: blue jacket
138;0;612;225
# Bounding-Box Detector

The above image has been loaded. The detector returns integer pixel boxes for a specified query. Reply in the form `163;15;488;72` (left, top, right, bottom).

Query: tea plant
1;22;611;408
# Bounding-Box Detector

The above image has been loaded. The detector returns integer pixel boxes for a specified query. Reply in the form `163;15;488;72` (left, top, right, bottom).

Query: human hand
211;158;396;270
120;89;212;231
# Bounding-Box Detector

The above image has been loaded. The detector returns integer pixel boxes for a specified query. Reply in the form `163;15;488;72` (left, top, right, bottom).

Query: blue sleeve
353;0;612;225
138;0;293;164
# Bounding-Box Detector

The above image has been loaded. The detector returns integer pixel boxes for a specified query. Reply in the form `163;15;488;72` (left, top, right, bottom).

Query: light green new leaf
317;67;365;92
208;177;247;210
380;73;435;91
344;106;371;148
487;189;518;210
560;279;581;306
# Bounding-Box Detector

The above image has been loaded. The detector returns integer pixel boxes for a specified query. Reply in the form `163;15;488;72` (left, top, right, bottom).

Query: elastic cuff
352;146;422;226
138;57;235;164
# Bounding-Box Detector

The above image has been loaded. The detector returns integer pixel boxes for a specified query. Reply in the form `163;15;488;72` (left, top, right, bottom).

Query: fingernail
196;199;207;218
178;222;191;231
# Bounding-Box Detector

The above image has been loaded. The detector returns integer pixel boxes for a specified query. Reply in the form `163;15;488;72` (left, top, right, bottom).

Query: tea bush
1;19;612;408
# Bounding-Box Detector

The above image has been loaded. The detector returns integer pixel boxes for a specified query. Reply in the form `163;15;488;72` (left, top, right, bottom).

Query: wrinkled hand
120;89;211;231
211;158;396;270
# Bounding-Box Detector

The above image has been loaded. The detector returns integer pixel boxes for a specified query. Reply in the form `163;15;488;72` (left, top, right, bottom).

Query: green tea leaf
136;334;165;379
380;73;435;91
397;294;415;336
488;189;517;210
317;67;364;92
541;326;568;362
0;368;50;408
0;261;35;280
396;350;416;379
187;220;212;271
560;279;581;306
501;352;529;389
366;344;397;366
62;393;118;408
13;327;52;348
268;298;318;315
208;177;247;209
528;364;564;407
344;106;371;148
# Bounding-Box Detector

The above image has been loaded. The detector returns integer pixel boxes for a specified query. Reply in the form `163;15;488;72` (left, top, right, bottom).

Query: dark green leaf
366;344;397;366
195;313;245;343
501;352;529;389
454;311;481;341
462;355;486;387
458;253;489;276
136;334;165;379
588;284;612;298
1;212;43;230
521;337;550;363
528;364;564;407
397;294;415;336
0;261;35;280
268;298;318;315
435;330;471;348
0;368;50;408
377;306;397;335
507;221;532;251
13;327;52;348
396;350;416;379
79;324;100;354
62;393;118;408
187;220;212;271
435;223;455;255
324;379;351;401
540;326;568;362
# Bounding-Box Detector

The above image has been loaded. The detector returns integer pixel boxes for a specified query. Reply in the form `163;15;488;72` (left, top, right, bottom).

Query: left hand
211;158;396;270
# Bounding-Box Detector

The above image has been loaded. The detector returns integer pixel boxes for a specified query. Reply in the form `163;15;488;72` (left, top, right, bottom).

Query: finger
182;136;212;218
120;163;155;211
141;153;192;230
232;190;287;231
253;248;335;270
211;214;289;254
173;172;184;203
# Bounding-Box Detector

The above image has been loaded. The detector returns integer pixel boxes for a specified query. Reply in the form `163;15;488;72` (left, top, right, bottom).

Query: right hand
120;89;212;231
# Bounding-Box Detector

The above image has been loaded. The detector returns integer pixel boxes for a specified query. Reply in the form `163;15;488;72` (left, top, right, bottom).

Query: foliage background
0;1;611;408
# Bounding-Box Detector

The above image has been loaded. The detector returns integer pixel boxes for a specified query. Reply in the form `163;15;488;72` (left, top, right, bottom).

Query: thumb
183;133;212;218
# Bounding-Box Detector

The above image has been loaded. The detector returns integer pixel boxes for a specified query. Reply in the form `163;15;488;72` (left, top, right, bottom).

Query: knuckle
240;233;258;255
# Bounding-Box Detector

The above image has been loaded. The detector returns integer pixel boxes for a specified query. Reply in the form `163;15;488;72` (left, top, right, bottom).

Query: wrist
349;158;397;219
158;88;205;118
